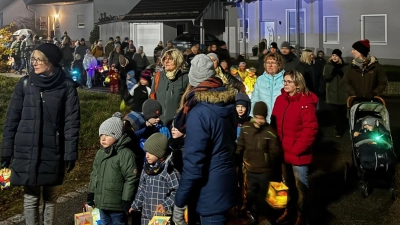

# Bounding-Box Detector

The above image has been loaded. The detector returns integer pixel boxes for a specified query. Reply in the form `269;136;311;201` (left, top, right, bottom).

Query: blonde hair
264;52;284;73
300;49;314;65
30;50;48;61
161;48;186;71
328;55;343;64
284;70;310;95
177;85;194;111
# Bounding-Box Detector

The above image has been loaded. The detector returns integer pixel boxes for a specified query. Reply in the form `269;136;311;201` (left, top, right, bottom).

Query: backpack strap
150;71;161;100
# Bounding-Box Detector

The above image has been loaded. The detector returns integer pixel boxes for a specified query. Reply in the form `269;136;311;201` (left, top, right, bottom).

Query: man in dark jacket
217;40;231;66
185;45;199;68
121;37;130;54
74;38;90;61
119;55;137;99
280;41;303;73
153;41;164;62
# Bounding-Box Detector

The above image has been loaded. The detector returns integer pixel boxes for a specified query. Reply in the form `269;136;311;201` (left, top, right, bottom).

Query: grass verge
0;75;129;220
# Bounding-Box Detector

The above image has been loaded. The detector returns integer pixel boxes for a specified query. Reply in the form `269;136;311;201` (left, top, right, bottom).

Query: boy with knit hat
236;102;282;224
87;112;139;224
129;133;181;225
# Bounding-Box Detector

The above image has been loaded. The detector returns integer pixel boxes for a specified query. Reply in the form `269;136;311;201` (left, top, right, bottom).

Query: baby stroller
346;96;397;198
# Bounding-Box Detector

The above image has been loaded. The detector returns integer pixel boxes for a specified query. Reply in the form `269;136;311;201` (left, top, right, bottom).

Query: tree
0;24;14;72
89;25;99;44
13;16;40;35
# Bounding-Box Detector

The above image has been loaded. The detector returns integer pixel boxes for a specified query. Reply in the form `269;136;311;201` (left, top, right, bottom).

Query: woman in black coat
1;43;80;224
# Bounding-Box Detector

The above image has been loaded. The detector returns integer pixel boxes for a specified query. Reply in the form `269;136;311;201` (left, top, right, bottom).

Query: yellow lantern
266;182;288;210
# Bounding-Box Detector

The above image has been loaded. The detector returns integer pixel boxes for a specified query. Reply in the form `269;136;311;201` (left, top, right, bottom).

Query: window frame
77;15;85;29
285;8;307;48
361;14;387;45
237;18;249;43
323;15;339;44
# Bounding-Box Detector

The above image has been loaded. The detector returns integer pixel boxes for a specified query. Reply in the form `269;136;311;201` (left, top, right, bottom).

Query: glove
87;193;95;207
355;93;363;98
122;200;132;213
1;157;11;168
173;205;188;225
65;161;75;173
365;92;374;99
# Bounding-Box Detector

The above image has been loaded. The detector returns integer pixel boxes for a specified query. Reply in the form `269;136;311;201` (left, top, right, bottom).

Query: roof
123;0;214;22
23;0;92;6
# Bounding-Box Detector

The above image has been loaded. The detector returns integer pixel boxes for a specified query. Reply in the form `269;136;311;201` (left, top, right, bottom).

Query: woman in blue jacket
172;54;237;225
251;53;285;123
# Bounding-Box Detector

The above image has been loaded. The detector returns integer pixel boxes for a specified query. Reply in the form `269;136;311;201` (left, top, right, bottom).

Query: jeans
87;69;94;88
282;163;309;217
100;209;127;225
23;186;61;225
200;212;228;225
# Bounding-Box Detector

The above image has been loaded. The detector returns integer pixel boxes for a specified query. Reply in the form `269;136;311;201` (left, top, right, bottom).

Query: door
176;23;187;36
286;9;306;48
260;21;275;47
134;24;162;57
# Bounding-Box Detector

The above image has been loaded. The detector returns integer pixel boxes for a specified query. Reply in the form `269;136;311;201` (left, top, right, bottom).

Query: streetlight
55;14;60;19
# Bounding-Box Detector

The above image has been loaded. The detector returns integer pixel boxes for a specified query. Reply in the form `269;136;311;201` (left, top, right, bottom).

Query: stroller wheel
361;183;369;198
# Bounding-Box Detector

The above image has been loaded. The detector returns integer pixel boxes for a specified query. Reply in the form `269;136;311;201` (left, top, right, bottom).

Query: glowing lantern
266;182;288;209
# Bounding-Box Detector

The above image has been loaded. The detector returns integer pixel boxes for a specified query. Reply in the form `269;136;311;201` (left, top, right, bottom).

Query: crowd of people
0;33;389;225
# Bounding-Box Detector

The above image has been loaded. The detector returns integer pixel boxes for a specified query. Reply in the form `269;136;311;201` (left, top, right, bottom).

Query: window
286;9;306;48
323;16;339;44
77;15;85;28
237;18;249;43
361;14;387;45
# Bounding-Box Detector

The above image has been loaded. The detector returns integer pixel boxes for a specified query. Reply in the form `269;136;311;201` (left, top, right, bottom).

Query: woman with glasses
1;43;80;225
251;52;285;123
271;70;318;225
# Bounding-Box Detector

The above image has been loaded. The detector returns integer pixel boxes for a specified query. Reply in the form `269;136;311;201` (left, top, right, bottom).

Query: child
108;65;119;94
235;93;252;138
83;49;98;89
71;54;84;87
244;67;257;97
236;101;282;224
129;69;152;112
129;133;181;225
353;116;391;145
231;65;242;82
238;62;248;81
87;112;139;225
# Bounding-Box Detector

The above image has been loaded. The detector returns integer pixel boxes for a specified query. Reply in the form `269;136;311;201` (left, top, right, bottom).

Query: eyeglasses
30;58;47;65
265;61;277;65
283;80;294;84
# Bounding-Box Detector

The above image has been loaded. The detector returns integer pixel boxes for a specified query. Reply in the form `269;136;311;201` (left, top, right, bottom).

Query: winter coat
244;75;257;95
104;41;115;57
301;62;319;96
129;84;151;112
343;56;388;97
281;52;303;73
74;44;90;61
257;53;267;76
323;61;347;105
1;70;80;186
11;41;22;57
108;51;122;67
88;134;138;211
131;154;180;225
235;93;252;140
251;70;285;123
174;87;237;216
215;66;245;93
91;46;104;58
151;70;189;126
237;122;282;173
271;89;318;165
60;44;74;61
238;70;248;81
133;52;150;70
108;71;119;85
83;54;97;71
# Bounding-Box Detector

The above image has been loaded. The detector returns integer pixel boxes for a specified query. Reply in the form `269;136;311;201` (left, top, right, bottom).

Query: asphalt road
5;85;400;224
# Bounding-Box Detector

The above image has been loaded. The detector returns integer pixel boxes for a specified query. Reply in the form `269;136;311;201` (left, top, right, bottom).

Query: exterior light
55;14;60;19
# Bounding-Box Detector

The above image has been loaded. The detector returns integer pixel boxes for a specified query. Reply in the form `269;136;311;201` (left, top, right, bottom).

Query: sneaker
276;209;296;224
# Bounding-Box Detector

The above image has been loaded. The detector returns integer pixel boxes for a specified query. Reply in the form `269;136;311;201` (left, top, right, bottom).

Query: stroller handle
346;96;386;108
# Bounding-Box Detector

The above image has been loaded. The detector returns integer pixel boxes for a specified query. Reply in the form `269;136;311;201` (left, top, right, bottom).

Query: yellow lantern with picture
266;182;288;210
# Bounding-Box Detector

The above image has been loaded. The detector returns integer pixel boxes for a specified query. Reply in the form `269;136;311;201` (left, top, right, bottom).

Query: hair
161;48;186;71
191;45;199;51
30;50;48;62
300;49;314;65
177;85;194;112
248;67;257;73
328;55;343;64
284;70;310;95
264;52;285;73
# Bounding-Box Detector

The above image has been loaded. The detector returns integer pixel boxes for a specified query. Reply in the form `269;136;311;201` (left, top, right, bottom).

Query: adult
91;40;104;59
10;36;23;74
185;45;199;68
1;43;80;225
323;49;347;137
343;39;388;99
104;37;115;57
251;53;285;123
280;41;303;73
269;42;279;53
150;49;189;126
119;55;136;99
125;45;136;60
121;37;130;54
133;46;150;72
173;54;237;225
300;49;319;96
60;31;71;44
153;41;164;62
108;44;122;67
315;50;327;100
74;38;90;61
217;40;231;65
207;53;245;93
271;70;318;225
60;37;75;75
114;36;122;46
160;40;174;58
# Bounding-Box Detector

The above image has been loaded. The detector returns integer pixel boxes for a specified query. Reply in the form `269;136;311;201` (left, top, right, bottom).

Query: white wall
0;0;32;26
93;0;139;23
162;23;176;45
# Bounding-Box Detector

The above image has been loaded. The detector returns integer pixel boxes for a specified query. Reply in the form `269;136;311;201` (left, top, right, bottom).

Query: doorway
260;21;276;47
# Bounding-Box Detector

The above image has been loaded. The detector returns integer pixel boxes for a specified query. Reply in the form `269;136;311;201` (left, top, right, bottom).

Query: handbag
266;182;288;210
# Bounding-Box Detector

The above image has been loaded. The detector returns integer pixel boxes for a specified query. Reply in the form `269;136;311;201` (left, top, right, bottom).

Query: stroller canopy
350;102;390;132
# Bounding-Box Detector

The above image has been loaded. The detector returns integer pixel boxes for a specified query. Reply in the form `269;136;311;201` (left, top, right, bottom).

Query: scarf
144;158;166;175
166;69;178;80
353;55;371;70
331;61;345;78
30;66;66;90
174;77;224;133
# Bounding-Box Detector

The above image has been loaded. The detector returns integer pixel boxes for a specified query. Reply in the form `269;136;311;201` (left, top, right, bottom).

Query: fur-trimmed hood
351;55;378;71
194;86;237;104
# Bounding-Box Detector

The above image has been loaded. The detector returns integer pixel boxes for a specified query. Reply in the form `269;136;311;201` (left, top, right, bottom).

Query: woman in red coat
271;70;318;225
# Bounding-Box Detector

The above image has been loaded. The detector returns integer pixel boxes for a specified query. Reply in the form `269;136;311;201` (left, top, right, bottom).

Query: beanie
80;38;85;41
281;41;291;49
140;69;152;84
331;49;342;57
252;101;268;118
207;53;219;63
235;93;251;110
35;43;63;67
99;112;124;140
144;133;169;159
124;111;146;131
188;54;215;87
138;46;143;51
142;99;162;120
270;42;278;49
362;116;377;127
352;39;370;57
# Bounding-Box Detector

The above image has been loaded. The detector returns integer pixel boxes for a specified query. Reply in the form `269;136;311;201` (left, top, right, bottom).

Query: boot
294;216;308;225
276;209;296;224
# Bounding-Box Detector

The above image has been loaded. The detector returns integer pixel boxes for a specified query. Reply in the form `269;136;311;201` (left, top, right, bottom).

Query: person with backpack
1;43;80;225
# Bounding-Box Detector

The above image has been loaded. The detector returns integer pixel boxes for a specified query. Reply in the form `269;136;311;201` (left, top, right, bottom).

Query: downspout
223;6;230;52
192;18;205;46
26;4;36;30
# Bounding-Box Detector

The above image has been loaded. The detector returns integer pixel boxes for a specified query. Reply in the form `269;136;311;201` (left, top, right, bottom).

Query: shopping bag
266;182;288;210
148;213;171;225
0;168;11;190
74;209;93;225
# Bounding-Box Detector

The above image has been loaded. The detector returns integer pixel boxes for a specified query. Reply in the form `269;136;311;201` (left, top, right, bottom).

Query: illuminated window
361;14;387;45
323;16;339;44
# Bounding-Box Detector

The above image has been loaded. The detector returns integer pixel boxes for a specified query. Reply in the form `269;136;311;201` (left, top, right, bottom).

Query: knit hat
99;112;124;140
35;43;63;67
352;39;370;57
207;53;219;63
142;99;162;120
140;69;152;84
270;42;278;49
362;116;377;127
188;54;216;87
253;101;268;118
281;41;291;49
138;46;143;51
144;133;169;159
124;111;146;131
236;93;251;109
332;49;342;57
80;38;85;41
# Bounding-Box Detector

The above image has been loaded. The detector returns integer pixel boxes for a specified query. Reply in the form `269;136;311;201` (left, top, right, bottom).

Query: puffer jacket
1;69;80;186
88;134;138;211
271;89;318;165
251;70;285;123
323;61;347;105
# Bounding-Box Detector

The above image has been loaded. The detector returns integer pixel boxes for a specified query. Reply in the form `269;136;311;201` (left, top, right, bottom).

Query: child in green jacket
87;112;139;225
